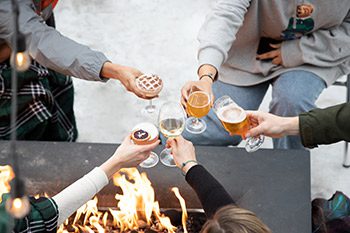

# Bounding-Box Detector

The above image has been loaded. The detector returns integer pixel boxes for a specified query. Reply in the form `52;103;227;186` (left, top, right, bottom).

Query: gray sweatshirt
198;0;350;86
0;0;108;82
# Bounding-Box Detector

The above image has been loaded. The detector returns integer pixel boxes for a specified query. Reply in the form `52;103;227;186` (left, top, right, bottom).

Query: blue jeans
182;70;326;149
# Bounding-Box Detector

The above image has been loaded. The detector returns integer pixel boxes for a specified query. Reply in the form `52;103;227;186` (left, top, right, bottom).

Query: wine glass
185;90;211;134
158;102;186;167
136;74;163;115
213;96;265;152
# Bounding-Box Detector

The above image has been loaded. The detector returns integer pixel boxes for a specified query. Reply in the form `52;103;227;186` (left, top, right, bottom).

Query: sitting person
168;136;350;233
0;0;149;141
0;135;160;232
245;102;350;148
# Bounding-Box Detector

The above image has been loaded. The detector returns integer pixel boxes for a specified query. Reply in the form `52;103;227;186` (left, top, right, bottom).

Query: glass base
142;104;157;114
185;117;207;134
139;151;159;168
245;135;265;153
160;148;177;167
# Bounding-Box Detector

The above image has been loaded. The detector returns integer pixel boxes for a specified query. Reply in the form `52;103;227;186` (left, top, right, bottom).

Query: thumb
246;125;264;138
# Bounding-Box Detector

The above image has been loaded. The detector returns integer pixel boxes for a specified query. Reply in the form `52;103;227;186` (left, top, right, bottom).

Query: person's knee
270;71;325;116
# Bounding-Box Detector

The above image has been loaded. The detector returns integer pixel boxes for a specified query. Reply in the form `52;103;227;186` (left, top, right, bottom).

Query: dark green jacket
299;103;350;148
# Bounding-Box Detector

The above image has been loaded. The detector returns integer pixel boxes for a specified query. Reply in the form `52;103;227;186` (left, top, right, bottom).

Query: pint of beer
213;95;265;152
216;104;249;136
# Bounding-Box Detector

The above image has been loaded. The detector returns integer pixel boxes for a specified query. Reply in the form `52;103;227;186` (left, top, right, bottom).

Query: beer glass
158;102;186;167
185;91;211;134
213;96;264;152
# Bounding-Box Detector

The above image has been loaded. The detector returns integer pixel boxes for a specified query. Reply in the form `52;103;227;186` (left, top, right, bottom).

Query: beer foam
217;105;246;123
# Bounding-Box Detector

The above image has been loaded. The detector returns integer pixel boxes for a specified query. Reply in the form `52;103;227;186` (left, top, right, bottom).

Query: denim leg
182;80;269;146
269;70;326;149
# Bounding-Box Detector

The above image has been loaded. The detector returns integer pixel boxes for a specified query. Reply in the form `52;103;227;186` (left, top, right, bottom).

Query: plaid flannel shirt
0;61;77;141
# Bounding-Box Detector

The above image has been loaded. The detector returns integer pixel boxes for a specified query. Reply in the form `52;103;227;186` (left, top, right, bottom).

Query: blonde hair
201;205;271;233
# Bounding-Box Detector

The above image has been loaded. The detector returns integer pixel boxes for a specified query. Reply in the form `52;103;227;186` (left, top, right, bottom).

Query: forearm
299;103;350;148
197;0;251;71
52;167;109;225
0;0;109;81
185;165;235;218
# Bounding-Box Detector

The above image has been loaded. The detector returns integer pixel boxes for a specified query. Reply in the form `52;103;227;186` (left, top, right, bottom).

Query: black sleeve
299;103;350;148
185;165;235;218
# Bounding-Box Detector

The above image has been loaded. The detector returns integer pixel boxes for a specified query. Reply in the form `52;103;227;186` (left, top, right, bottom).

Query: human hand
181;80;213;110
166;136;197;174
100;135;160;179
245;111;299;139
101;62;153;99
256;43;283;66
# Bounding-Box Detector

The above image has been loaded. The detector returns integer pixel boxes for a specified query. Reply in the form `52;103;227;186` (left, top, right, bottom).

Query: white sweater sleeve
197;0;251;70
52;167;109;226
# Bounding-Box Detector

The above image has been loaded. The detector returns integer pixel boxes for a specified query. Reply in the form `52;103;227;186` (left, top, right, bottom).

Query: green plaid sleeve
1;193;59;233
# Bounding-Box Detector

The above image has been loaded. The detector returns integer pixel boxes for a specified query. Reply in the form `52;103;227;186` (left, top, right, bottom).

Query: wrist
100;158;122;180
283;117;300;136
199;76;214;85
101;62;124;81
181;160;198;175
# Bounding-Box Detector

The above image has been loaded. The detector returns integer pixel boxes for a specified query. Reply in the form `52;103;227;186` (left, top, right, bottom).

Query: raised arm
167;136;235;218
52;136;160;225
246;103;350;148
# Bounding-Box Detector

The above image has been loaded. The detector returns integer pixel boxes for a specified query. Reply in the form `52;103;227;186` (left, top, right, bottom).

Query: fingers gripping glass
158;102;186;167
185;91;211;134
213;96;264;152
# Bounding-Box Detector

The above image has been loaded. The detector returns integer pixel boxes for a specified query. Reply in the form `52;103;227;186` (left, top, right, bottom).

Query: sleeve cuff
281;39;304;68
198;47;225;72
299;113;318;148
87;52;110;82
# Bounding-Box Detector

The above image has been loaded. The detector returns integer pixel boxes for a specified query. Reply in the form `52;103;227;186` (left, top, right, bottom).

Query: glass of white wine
158;101;186;167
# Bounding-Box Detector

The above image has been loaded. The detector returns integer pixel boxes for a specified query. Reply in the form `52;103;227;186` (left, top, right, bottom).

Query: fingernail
246;133;251;138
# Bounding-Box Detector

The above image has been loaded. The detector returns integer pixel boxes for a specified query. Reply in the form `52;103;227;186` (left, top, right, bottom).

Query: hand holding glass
158;102;186;167
213;96;264;152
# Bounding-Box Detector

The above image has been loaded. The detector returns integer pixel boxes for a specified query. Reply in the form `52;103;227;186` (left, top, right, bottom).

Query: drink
159;118;185;138
136;74;163;98
187;91;211;118
217;105;249;136
213;95;264;153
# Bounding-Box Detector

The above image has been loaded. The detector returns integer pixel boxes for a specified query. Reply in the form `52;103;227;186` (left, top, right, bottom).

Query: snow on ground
55;0;349;200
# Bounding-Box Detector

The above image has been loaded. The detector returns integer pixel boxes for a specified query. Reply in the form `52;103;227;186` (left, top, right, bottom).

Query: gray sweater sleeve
197;0;251;71
281;11;350;69
0;0;109;82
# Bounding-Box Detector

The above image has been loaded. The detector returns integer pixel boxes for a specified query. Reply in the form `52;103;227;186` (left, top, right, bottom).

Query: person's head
201;205;271;233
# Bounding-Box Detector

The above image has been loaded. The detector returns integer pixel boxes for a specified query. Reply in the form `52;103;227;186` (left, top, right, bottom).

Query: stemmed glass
185;90;211;134
132;123;159;168
136;74;163;115
158;102;186;167
213;96;265;152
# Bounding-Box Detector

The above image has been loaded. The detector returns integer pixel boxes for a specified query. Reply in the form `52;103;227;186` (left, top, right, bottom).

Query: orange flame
0;165;14;203
172;187;188;233
58;168;189;232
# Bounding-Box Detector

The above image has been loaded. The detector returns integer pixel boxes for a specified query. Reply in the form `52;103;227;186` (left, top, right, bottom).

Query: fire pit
55;168;206;233
0;141;311;233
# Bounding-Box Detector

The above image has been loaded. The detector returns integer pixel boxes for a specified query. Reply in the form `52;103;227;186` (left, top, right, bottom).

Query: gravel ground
55;0;350;200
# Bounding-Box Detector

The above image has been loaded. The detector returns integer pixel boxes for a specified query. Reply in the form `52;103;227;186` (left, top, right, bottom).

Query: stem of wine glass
192;117;199;125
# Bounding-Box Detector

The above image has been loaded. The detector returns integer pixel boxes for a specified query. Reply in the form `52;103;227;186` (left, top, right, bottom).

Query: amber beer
187;91;211;118
217;104;250;136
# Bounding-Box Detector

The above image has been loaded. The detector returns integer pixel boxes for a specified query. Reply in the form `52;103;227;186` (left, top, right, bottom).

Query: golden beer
187;91;211;118
217;105;250;136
